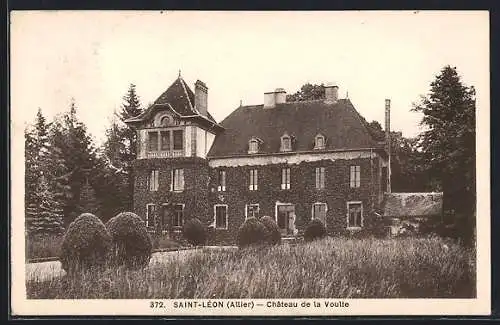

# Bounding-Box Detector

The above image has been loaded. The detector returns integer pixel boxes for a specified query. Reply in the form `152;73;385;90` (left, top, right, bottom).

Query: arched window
280;133;292;152
314;134;326;150
248;138;259;154
160;115;171;126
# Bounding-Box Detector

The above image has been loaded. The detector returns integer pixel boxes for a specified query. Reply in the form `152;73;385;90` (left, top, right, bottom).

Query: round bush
304;219;327;242
237;217;269;248
59;213;112;274
183;217;207;246
260;216;281;245
105;212;153;269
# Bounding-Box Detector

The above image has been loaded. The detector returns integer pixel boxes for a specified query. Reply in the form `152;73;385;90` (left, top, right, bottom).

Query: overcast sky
11;11;489;145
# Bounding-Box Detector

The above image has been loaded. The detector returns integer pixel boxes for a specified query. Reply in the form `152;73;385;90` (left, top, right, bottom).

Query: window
281;134;292;152
148;132;159;151
172;204;184;228
173;130;184;150
146;204;157;228
214;205;228;229
171;168;184;192
281;168;291;190
149;170;159;191
248;139;259;154
160;115;171;126
160;131;170;151
217;170;226;192
350;165;361;188
314;134;326;149
312;203;327;225
315;167;325;189
347;202;363;228
246;204;259;219
249;169;258;191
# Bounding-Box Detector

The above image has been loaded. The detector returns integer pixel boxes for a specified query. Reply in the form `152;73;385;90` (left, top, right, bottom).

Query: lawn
26;237;476;299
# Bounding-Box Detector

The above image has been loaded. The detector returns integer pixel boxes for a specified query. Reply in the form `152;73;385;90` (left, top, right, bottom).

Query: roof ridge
179;77;199;115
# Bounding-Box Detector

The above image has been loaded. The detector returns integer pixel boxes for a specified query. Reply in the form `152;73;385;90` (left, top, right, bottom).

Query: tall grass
27;237;475;299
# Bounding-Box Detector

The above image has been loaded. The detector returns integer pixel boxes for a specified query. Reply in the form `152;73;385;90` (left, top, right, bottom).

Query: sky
10;11;489;145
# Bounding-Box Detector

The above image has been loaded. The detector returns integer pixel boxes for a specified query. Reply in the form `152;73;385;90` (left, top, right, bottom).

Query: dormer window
160;115;171;126
314;134;326;150
280;133;292;152
248;137;261;154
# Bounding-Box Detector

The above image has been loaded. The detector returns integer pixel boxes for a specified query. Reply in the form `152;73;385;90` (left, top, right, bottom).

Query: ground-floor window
146;203;157;228
276;203;296;236
347;201;363;228
214;204;228;229
312;202;327;225
172;204;184;229
246;203;259;219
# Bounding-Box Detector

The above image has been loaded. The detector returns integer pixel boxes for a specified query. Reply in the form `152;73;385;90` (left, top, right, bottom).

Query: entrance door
160;204;170;233
277;204;295;236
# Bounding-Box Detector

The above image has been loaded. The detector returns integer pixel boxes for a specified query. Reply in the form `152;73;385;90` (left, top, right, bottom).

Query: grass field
26;237;476;299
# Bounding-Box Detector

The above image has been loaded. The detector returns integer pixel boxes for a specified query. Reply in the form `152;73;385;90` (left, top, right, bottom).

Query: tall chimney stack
385;98;392;193
195;80;208;116
324;82;339;104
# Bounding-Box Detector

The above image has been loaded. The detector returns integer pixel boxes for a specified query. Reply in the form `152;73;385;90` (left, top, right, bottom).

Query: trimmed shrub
237;217;269;248
183;218;207;247
105;212;153;269
260;216;281;245
304;219;327;242
59;213;112;274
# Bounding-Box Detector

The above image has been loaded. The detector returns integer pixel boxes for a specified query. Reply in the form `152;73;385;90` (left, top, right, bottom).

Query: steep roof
125;76;218;126
207;99;382;157
383;192;444;218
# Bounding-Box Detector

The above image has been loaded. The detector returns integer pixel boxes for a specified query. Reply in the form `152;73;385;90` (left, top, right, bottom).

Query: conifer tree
413;65;476;245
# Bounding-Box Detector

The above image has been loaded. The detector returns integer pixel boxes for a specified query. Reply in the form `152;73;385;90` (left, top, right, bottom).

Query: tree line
25;85;143;235
25;65;476;245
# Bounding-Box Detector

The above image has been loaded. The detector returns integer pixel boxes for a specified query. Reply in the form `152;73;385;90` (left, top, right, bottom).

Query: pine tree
30;175;65;234
413;65;476;245
53;99;101;224
101;84;143;214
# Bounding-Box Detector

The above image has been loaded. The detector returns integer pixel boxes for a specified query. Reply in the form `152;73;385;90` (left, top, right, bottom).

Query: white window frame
245;203;260;220
171;168;184;192
248;139;259;154
149;170;159;191
315;167;325;189
146;203;156;228
281;167;291;190
280;134;292;152
314;134;326;150
311;202;328;222
249;169;258;191
172;203;185;230
346;201;363;229
350;165;361;188
217;169;226;192
214;204;228;230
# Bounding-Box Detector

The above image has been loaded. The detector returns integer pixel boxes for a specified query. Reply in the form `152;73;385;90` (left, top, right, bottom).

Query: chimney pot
195;80;208;116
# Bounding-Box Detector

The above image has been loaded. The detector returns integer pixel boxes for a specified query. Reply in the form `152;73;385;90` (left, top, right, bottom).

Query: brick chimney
195;80;208;116
324;82;339;104
264;88;287;108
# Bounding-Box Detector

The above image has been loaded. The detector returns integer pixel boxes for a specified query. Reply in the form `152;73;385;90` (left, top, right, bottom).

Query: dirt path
25;246;237;282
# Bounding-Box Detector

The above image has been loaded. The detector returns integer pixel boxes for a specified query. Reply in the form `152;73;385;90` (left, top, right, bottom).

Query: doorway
277;204;295;236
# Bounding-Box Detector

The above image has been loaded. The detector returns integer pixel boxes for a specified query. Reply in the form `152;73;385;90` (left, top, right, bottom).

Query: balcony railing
146;150;184;158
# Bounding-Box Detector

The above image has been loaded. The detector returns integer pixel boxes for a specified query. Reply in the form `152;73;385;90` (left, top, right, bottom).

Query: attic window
160;115;170;126
314;134;326;150
248;138;260;154
280;133;292;152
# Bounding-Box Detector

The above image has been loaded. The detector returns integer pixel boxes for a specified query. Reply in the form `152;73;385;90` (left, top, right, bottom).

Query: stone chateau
125;74;392;244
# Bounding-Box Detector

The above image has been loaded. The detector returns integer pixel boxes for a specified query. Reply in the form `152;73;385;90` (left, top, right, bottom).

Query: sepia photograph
10;10;490;316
